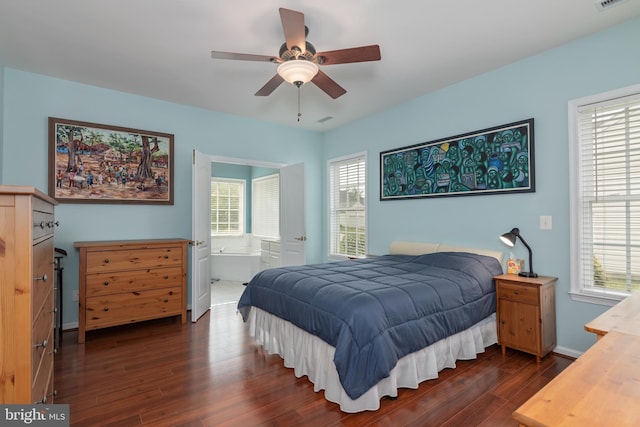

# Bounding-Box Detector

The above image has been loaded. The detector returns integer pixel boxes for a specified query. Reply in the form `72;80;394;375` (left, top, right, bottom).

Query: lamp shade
500;228;518;247
277;60;319;85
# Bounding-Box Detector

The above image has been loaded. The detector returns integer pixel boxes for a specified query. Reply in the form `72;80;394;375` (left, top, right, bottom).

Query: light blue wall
322;17;640;354
1;69;323;326
210;163;280;234
2;18;638;353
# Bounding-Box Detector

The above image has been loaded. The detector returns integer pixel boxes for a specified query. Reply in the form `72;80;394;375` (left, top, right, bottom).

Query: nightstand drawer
497;282;538;304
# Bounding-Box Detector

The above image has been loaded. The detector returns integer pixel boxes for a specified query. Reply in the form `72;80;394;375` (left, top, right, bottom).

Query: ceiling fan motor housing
279;41;316;61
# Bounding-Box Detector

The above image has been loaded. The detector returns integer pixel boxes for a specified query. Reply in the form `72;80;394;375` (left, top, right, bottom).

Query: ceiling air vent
317;116;334;123
595;0;629;11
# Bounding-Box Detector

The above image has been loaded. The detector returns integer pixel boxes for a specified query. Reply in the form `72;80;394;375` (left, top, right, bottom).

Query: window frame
210;177;245;237
328;151;368;259
252;173;280;240
568;83;640;306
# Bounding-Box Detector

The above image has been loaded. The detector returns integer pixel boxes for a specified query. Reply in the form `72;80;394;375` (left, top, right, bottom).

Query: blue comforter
237;252;503;400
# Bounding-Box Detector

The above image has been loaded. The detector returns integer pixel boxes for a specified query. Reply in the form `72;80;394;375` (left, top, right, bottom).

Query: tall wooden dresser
74;239;188;343
0;185;58;404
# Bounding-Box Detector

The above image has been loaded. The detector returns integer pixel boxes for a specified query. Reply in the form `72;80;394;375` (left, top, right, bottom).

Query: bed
237;241;504;412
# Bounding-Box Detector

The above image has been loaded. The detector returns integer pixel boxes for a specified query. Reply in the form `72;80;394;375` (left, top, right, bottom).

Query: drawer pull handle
104;258;110;264
35;390;57;404
513;290;519;295
164;276;169;279
103;281;109;286
49;348;58;356
104;307;109;312
164;299;169;303
35;273;48;282
34;339;48;348
164;255;169;259
39;221;46;229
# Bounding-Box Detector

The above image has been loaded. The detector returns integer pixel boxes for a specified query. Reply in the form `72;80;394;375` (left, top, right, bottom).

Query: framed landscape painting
380;118;535;200
48;118;174;204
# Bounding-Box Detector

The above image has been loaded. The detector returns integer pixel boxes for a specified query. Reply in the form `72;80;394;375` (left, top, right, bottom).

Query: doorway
191;153;306;322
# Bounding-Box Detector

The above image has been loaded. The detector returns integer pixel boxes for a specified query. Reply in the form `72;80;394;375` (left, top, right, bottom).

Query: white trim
210;177;245;236
567;83;640;305
327;151;368;258
552;345;583;360
568;290;626;307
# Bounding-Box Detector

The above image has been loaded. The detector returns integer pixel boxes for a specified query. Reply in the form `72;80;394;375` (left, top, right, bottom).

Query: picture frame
380;118;535;200
48;117;174;205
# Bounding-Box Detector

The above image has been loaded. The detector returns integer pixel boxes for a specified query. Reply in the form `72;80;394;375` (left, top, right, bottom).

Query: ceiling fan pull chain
297;82;302;122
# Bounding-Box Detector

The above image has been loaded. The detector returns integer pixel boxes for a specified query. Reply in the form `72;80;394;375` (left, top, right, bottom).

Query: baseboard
62;321;79;331
552;345;583;359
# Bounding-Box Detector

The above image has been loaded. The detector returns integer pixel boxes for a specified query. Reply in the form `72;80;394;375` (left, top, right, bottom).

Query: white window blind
571;89;640;302
211;178;244;236
252;173;279;239
329;153;367;258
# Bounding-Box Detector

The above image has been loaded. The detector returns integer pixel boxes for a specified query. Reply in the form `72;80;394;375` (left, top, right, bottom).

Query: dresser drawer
32;237;55;316
32;210;55;242
31;330;54;404
497;282;538;305
85;266;184;297
85;287;182;330
86;246;183;273
31;310;54;386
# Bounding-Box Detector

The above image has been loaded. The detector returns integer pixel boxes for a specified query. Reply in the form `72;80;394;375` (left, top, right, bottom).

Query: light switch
540;215;552;230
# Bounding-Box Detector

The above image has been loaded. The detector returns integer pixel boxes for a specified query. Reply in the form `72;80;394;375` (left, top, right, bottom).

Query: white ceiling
1;0;639;132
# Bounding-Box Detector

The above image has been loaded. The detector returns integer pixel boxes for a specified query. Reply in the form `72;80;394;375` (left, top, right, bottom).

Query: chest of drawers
74;239;188;343
0;185;57;404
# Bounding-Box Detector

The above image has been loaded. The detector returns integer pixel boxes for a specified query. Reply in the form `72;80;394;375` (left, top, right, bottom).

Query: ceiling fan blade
255;74;285;96
311;70;347;99
279;8;306;53
211;51;278;63
315;45;381;65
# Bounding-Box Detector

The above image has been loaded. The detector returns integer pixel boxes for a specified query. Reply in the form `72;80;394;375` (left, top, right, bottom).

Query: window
252;173;279;239
211;178;244;236
329;152;367;258
569;84;640;305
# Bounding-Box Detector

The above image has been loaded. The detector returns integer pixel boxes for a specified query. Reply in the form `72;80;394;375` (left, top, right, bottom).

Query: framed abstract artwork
48;117;174;204
380;119;535;200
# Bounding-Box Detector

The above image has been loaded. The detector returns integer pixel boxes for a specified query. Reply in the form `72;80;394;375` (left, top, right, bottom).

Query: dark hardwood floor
55;304;573;426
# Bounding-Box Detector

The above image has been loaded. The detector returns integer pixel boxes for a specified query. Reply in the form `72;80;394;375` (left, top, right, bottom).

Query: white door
191;150;211;322
280;163;306;266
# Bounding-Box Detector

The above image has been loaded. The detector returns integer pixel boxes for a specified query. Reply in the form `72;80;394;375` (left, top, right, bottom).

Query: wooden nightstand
494;274;557;362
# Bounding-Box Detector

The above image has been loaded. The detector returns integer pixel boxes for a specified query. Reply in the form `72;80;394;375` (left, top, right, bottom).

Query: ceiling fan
211;7;381;99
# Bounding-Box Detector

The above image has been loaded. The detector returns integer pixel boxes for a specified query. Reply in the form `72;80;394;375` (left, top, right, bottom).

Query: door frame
190;154;288;320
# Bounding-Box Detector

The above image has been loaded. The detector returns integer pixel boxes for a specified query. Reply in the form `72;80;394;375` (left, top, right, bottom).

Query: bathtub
210;251;261;282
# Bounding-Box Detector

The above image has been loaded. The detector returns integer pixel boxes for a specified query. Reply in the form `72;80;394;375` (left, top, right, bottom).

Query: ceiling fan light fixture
277;60;318;85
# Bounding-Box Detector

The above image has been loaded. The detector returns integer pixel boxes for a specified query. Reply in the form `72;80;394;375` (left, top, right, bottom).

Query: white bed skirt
246;307;497;413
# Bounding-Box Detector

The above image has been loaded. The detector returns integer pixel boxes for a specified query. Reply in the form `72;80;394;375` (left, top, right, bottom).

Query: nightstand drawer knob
104;281;109;286
104;258;110;264
35;273;48;282
34;339;48;348
513;290;519;295
104;307;109;312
